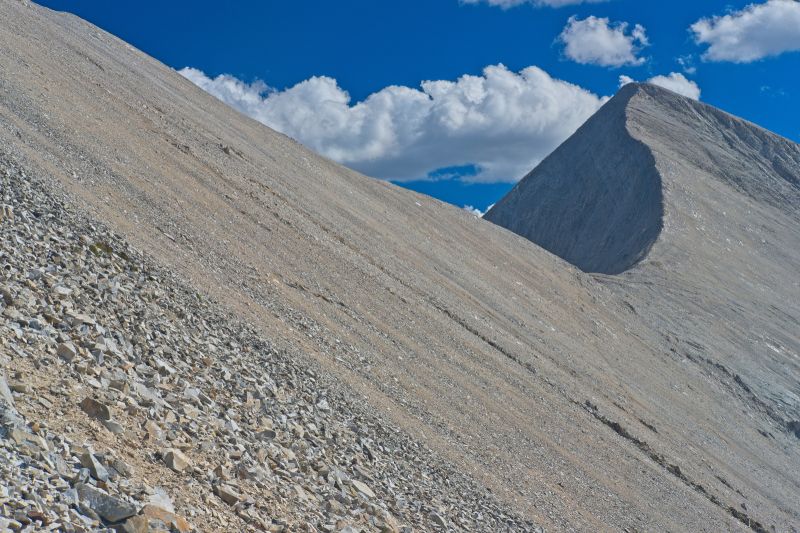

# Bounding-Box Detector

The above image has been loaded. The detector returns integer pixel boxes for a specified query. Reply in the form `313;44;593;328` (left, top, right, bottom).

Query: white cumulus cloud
464;204;495;217
180;65;606;183
461;0;607;8
619;72;701;100
691;0;800;62
464;205;486;217
559;16;649;67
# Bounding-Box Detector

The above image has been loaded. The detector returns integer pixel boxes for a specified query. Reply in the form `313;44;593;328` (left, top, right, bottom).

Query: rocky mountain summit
487;82;800;442
1;1;799;532
486;82;800;276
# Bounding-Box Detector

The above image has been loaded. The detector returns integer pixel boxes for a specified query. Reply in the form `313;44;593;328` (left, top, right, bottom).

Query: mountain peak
484;83;664;275
486;80;800;275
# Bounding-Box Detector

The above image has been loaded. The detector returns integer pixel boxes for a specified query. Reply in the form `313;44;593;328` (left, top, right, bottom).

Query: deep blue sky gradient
38;0;800;210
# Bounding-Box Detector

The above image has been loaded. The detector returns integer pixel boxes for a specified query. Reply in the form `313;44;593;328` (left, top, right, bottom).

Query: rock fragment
0;286;13;305
8;382;29;394
0;371;27;432
57;342;77;362
75;483;137;523
117;515;149;533
79;397;111;421
214;484;242;506
351;479;376;499
8;428;48;451
140;504;193;533
80;451;110;482
102;419;125;434
429;511;447;528
163;448;192;473
0;204;13;222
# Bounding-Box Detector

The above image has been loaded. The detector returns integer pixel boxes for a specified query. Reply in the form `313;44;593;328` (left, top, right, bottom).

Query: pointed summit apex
610;81;699;117
485;83;663;275
616;80;646;96
608;81;678;102
486;81;800;274
626;81;683;96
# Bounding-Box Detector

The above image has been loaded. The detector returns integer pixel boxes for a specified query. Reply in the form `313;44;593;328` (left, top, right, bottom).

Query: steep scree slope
0;156;538;532
1;2;799;531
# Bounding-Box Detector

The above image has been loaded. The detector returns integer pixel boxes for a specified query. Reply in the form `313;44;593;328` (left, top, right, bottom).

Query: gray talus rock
79;397;111;421
163;448;192;473
80;451;110;482
75;483;137;523
0;370;26;434
57;342;77;362
0;204;13;222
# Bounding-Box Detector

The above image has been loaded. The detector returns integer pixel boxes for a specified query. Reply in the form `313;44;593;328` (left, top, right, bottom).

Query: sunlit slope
1;2;798;531
488;82;800;441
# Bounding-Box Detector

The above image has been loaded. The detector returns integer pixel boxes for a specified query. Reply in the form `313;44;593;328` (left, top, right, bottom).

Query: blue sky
40;0;800;212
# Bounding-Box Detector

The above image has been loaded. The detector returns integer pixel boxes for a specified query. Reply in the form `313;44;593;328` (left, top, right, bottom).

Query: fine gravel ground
1;1;799;532
0;156;540;532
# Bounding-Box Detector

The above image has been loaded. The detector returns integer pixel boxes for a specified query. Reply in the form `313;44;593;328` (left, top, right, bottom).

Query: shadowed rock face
489;84;800;529
487;83;800;276
1;3;800;532
486;85;664;274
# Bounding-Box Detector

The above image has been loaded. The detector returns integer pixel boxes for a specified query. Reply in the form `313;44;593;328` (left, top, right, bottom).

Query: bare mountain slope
486;86;665;275
486;82;800;443
1;2;798;531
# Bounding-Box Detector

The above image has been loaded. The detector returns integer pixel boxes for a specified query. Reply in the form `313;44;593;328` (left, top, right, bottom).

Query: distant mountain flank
486;82;800;275
489;81;800;490
486;84;663;275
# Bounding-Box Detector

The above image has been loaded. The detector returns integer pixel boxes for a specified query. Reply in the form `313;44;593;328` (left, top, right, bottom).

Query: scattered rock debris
0;157;541;531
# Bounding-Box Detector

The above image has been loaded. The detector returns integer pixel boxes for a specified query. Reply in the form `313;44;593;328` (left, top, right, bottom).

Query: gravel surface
1;2;799;531
1;158;541;531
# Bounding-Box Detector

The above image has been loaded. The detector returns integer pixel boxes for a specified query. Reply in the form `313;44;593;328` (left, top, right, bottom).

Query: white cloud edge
558;16;650;68
463;203;495;217
690;0;800;63
619;72;701;101
180;65;607;184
